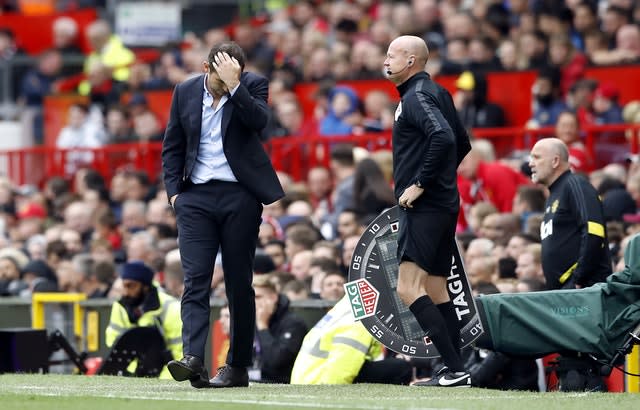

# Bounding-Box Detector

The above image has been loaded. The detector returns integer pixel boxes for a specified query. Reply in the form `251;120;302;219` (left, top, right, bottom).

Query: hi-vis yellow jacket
79;35;135;95
105;288;182;379
290;297;384;384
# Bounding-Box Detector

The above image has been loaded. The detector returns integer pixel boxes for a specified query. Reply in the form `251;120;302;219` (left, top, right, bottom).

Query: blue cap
121;261;154;285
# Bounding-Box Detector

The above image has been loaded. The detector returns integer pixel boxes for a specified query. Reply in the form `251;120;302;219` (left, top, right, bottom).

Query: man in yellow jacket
105;261;182;379
290;296;412;384
79;20;135;96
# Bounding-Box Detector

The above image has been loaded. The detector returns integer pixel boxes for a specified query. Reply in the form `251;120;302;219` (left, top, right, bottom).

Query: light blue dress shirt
191;75;239;184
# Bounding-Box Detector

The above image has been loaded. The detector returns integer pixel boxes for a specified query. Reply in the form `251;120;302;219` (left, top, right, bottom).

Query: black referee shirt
392;72;470;212
540;170;612;289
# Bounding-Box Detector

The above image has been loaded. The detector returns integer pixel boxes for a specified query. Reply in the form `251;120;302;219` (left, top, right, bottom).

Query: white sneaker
413;367;471;387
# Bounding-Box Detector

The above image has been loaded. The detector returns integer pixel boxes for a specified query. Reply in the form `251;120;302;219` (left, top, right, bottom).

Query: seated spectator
454;71;505;129
56;103;106;173
0;248;29;296
18;48;63;143
554;111;593;173
497;39;527;71
318;272;345;302
270;98;315;138
468;255;498;289
311;241;341;266
0;28;27;101
79;20;135;96
505;232;540;262
591;23;640;65
359;90;394;132
439;37;467;75
528;66;567;127
464;201;498;236
105;261;182;379
104;104;135;144
282;279;310;301
352;158;396;222
548;33;587;97
252;275;308;383
515;243;545;285
572;2;599;52
458;140;531;214
290;295;412;385
52;16;83;57
306;166;332;212
591;82;624;125
319;86;361;136
478;212;521;248
128;94;164;142
517;30;549;70
467;36;503;72
264;239;287;271
308;256;341;298
512;185;546;230
568;78;598;123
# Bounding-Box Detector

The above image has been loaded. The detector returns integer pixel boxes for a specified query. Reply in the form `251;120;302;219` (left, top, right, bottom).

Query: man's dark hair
330;143;355;166
516;185;546;213
310;257;340;274
208;41;246;72
46;239;68;260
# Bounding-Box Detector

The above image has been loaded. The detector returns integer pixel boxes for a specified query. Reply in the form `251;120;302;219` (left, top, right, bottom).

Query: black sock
409;295;465;372
437;301;461;354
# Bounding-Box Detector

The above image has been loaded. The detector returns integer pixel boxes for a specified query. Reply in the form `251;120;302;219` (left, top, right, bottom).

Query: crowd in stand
2;0;640;147
2;0;640;389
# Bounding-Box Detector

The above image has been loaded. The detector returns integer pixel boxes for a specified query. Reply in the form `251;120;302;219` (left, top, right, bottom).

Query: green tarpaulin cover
478;234;640;360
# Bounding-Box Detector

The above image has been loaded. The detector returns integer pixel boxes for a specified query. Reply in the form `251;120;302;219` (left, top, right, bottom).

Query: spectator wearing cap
105;261;182;379
454;71;505;129
319;86;360;136
591;82;624;124
14;201;48;243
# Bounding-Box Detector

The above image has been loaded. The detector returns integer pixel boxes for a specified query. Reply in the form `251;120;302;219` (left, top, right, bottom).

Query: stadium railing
0;124;638;186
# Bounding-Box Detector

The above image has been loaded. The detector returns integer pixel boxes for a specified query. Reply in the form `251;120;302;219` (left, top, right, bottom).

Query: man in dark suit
162;41;284;388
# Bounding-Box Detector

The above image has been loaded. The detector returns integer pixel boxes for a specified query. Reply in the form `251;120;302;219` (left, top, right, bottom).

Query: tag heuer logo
344;279;380;320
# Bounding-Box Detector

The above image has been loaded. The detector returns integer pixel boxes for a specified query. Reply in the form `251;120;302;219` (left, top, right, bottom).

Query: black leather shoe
167;355;211;388
209;365;249;388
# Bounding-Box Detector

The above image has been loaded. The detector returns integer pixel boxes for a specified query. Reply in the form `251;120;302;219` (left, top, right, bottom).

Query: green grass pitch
1;374;639;410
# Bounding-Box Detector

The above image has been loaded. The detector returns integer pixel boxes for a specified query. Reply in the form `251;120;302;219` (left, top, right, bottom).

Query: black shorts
397;210;457;277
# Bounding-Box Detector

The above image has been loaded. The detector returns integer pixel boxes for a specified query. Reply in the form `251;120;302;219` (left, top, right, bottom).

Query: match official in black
384;35;472;387
529;137;611;289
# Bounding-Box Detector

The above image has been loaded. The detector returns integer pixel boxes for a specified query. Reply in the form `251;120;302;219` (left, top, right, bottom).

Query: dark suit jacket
162;72;284;205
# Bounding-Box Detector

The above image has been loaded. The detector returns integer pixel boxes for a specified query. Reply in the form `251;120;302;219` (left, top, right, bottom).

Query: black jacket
392;72;471;212
255;294;308;383
541;171;612;289
161;72;284;205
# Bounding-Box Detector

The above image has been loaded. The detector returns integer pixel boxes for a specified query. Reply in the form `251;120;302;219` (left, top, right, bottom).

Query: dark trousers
175;180;262;367
353;358;413;385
